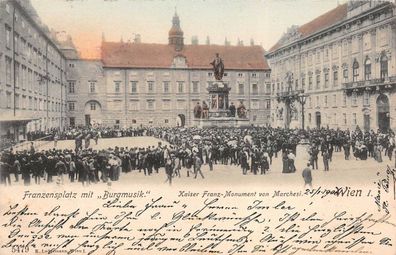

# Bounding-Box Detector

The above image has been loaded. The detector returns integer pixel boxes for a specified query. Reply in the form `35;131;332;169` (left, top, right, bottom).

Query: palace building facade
266;1;396;132
66;13;271;128
0;0;68;142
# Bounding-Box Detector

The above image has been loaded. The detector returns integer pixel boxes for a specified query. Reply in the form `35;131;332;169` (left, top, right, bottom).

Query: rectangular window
252;84;258;95
5;25;11;49
352;93;357;106
316;74;320;89
22;95;26;109
343;113;347;125
15;62;20;87
162;100;171;110
68;102;75;111
308;76;313;90
163;81;169;93
148;81;154;93
353;67;359;82
177;82;184;93
192;81;199;93
301;77;305;89
147;100;154;110
381;58;388;79
343;94;347;106
131;81;138;93
343;69;348;82
129;100;139;111
324;73;329;88
333;94;337;107
68;81;75;93
28;69;32;90
89;81;96;93
316;96;320;107
352;113;357;125
238;83;244;95
14;33;19;54
251;73;257;78
6;92;11;108
324;96;328;107
70;117;75;127
15;94;20;109
21;66;26;90
114;81;121;93
266;83;271;94
333;71;338;86
365;62;371;80
90;102;96;110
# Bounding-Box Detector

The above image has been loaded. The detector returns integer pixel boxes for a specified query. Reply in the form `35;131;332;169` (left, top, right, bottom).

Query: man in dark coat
302;163;313;188
229;102;236;117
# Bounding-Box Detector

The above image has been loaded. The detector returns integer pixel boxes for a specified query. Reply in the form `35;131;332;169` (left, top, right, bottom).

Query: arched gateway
376;94;390;132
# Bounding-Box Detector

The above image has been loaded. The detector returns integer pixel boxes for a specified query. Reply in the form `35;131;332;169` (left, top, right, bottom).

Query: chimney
191;36;198;45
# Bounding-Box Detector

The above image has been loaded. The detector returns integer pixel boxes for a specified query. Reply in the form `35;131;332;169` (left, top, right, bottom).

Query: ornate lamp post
297;91;308;130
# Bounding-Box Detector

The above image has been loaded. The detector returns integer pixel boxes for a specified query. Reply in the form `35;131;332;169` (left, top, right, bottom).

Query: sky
31;0;349;58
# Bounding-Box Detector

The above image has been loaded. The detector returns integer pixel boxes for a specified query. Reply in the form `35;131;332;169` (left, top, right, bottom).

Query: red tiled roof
269;3;348;53
101;42;269;70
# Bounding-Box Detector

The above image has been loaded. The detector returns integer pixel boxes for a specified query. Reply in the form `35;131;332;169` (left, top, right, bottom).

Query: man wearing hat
193;154;204;179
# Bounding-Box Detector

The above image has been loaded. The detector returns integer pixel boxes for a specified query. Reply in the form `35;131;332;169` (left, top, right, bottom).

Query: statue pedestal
193;117;250;128
191;80;250;128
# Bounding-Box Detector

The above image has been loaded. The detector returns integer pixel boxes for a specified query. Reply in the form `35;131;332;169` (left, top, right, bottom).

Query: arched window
364;57;371;80
380;54;388;79
352;60;359;82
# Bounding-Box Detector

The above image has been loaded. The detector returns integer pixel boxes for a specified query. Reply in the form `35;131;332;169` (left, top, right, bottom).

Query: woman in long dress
376;144;383;163
282;150;289;173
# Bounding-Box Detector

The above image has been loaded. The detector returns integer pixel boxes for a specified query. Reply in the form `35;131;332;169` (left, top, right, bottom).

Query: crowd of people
26;126;146;141
1;125;395;186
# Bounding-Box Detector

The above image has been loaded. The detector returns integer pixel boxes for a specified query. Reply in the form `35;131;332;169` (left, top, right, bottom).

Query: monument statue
193;102;202;118
192;54;249;127
210;53;224;81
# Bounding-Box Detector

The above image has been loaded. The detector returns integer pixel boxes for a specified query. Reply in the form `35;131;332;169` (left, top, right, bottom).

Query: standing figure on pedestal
211;95;218;109
202;101;209;119
218;95;224;109
193;102;202;118
210;53;224;81
229;102;236;117
237;101;247;118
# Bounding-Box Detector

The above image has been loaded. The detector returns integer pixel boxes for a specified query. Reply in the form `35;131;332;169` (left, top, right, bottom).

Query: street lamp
298;91;308;130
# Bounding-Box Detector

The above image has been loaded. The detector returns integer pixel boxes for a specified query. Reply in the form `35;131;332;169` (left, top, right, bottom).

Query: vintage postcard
0;0;395;254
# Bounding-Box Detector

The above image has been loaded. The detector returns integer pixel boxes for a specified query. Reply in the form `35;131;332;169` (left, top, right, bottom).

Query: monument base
192;117;250;128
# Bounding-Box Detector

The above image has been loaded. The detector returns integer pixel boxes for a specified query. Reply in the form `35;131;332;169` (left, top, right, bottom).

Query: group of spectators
1;125;395;186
